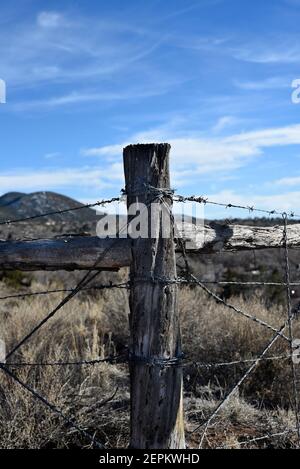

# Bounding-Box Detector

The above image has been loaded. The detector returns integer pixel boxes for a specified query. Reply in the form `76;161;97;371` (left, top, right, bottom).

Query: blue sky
1;0;300;218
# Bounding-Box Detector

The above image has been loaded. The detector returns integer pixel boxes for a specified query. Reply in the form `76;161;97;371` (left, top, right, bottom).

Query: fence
0;143;299;449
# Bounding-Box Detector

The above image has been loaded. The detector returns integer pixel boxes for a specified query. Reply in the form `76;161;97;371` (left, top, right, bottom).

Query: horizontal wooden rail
0;222;299;271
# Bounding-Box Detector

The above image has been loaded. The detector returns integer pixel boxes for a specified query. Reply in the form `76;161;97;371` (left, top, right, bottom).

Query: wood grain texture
0;223;298;271
124;144;185;449
0;236;132;271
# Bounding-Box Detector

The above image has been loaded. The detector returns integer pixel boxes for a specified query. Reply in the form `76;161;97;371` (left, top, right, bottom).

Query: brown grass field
0;272;299;449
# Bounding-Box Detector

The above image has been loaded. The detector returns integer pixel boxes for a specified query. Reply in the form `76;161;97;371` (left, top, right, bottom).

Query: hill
0;191;101;223
0;191;104;240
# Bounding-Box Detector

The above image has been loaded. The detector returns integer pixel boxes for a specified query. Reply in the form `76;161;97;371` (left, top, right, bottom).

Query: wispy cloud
13;84;178;111
158;0;223;21
0;167;121;192
230;39;300;64
212;116;240;133
273;176;300;187
234;76;292;90
82;122;300;180
0;9;164;89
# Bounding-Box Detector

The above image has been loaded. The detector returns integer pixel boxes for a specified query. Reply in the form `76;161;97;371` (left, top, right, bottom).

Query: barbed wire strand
237;428;299;447
175;195;300;219
0;363;105;449
183;274;290;342
188;353;293;369
283;213;300;439
2;278;300;302
0;282;130;301
0;197;121;226
2;190;299;226
1;352;293;369
186;280;300;287
1;352;127;368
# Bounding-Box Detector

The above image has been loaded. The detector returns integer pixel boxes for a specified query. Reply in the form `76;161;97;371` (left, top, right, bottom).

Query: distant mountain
0;191;102;224
0;191;106;240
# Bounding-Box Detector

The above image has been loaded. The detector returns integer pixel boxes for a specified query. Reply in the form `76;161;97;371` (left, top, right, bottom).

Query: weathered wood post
123;143;185;449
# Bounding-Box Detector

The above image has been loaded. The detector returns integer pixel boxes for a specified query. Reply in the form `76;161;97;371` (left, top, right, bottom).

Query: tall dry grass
0;278;299;448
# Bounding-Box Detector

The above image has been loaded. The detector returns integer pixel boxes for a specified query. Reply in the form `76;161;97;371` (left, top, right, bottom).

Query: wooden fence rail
1;223;299;271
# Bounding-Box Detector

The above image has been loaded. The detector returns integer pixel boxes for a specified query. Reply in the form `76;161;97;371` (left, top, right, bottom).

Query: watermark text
291;79;300;104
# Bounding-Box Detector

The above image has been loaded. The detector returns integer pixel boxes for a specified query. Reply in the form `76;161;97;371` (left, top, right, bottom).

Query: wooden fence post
123;143;185;449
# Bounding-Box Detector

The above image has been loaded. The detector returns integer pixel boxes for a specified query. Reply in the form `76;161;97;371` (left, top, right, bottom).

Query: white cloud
13;83;177;111
273;176;300;187
0;167;118;192
231;41;300;64
234;76;291;91
212;116;239;133
82;123;300;179
225;124;300;147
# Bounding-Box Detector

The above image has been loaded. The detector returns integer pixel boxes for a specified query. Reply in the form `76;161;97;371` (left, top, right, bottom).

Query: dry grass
0;277;299;449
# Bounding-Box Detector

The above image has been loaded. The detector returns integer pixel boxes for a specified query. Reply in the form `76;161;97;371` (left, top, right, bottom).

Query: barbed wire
1;352;128;368
132;275;300;292
0;352;296;369
133;274;290;342
175;195;300;219
187;353;293;369
0;362;105;449
0;196;121;226
0;282;130;301
2;277;300;303
2;190;299;227
188;273;290;342
237;428;299;447
188;280;300;287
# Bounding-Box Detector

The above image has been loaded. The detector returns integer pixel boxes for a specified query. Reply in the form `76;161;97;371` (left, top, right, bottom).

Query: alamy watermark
96;201;204;250
291;79;300;104
0;79;6;104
